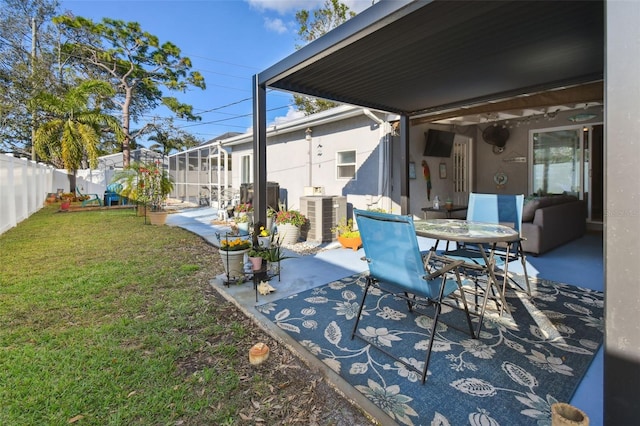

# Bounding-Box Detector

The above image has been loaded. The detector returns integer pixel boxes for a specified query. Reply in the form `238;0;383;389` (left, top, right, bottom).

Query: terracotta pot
148;210;168;225
338;235;362;251
60;200;71;211
249;256;263;271
276;223;300;245
219;248;249;279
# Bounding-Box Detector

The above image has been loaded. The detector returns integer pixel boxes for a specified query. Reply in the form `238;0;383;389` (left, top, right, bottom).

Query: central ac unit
300;196;347;243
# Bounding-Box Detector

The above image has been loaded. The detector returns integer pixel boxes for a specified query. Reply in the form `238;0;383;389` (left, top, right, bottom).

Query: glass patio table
414;219;520;332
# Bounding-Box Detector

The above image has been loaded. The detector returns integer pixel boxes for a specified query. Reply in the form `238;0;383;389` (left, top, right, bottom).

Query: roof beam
411;82;603;125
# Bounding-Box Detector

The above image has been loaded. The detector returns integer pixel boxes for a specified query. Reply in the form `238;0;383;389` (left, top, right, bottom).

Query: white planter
219;248;249;279
257;236;271;248
276;223;300;245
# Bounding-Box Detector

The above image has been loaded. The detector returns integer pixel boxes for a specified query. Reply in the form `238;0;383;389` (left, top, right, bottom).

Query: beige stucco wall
231;113;389;214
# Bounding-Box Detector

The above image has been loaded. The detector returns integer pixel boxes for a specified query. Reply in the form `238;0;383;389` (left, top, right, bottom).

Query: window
337;150;356;179
240;154;251;184
531;128;582;195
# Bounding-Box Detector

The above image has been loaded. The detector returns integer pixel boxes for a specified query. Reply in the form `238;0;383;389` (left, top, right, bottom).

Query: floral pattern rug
256;273;603;426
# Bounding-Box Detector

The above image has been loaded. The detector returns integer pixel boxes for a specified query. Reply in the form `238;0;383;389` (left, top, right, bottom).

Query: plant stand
252;257;281;302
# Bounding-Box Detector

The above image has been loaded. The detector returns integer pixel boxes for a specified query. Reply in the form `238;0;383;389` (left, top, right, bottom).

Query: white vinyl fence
0;153;108;235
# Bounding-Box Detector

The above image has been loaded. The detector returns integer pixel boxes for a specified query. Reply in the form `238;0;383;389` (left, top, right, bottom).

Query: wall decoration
439;162;447;179
421;160;432;200
409;162;416;179
494;171;508;189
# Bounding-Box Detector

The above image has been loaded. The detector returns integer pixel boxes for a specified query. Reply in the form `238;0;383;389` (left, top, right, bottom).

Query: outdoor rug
256;273;604;426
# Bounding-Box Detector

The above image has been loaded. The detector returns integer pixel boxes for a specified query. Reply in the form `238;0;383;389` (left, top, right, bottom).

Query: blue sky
59;0;374;144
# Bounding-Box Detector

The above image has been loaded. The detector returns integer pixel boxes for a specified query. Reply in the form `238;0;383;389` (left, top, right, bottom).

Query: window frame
336;149;357;180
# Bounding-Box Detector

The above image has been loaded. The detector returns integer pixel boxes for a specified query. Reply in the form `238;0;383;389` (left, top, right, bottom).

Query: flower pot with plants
112;160;174;225
234;213;250;233
247;247;265;271
266;207;277;233
217;236;251;279
234;202;253;222
262;239;291;279
59;193;75;211
332;218;362;251
275;209;306;245
256;225;272;248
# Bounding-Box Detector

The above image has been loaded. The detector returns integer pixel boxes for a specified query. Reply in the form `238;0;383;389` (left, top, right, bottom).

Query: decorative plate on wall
494;172;508;186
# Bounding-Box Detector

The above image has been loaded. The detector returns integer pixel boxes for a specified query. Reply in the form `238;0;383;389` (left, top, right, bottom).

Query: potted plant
266;206;277;232
247;246;266;271
332;218;362;251
274;209;307;245
256;225;272;248
234;202;253;222
59;192;75;211
261;238;291;276
217;235;251;279
113;160;173;224
234;213;250;233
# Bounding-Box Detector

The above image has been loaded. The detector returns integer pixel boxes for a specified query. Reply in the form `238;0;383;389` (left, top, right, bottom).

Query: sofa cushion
522;194;578;222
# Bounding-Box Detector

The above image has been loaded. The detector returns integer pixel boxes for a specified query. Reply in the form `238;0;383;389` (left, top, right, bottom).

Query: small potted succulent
332;218;362;251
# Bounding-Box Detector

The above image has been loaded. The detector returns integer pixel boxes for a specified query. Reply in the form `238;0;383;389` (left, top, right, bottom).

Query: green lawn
0;206;329;425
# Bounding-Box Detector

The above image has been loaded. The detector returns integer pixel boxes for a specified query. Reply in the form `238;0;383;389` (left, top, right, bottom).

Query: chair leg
453;270;476;340
421;302;441;384
518;243;531;296
351;277;372;340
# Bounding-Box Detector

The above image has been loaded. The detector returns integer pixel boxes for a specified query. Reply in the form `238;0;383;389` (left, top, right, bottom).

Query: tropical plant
33;80;124;172
274;209;307;227
112;160;173;211
53;16;206;167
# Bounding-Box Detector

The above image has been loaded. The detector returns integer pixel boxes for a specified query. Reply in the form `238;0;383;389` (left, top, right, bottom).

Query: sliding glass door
529;124;603;223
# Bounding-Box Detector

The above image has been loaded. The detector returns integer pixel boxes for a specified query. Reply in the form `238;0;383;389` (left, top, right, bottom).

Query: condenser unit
300;196;347;243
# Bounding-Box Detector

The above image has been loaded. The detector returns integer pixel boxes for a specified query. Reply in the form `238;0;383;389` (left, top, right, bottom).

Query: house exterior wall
230;113;386;215
473;107;603;196
216;105;604;222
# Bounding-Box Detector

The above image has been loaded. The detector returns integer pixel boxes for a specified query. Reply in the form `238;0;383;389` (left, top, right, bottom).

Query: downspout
363;109;391;211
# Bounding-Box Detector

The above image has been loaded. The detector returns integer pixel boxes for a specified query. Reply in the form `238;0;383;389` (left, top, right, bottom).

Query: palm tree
33;80;124;186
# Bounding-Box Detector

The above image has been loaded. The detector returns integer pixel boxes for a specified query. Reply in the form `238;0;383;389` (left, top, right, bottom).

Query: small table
421;205;467;219
414;219;520;332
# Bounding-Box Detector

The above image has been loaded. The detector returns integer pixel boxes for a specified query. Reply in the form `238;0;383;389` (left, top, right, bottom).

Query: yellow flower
259;226;270;237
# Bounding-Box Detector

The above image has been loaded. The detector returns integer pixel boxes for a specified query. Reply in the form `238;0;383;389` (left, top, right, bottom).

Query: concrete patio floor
167;206;604;425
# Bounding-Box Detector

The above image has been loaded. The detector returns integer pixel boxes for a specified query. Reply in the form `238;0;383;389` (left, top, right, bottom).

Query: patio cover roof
252;0;604;216
257;0;604;119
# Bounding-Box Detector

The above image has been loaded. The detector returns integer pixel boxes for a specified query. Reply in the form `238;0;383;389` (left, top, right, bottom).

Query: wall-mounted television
423;129;455;157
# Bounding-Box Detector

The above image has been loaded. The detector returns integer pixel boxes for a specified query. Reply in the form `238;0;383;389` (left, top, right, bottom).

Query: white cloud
264;17;288;34
246;0;323;15
273;106;305;126
247;0;373;15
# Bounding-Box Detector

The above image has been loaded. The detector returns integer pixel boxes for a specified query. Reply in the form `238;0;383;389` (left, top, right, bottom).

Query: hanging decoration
421;160;432;200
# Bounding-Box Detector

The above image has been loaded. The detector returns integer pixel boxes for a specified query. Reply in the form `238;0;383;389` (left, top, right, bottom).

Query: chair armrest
425;259;463;280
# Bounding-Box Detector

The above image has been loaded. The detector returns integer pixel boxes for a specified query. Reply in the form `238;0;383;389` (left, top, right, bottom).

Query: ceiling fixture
568;113;597;123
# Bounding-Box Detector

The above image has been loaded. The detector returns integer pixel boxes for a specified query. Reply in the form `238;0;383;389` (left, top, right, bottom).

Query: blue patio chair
352;209;475;384
76;187;102;207
445;193;531;296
